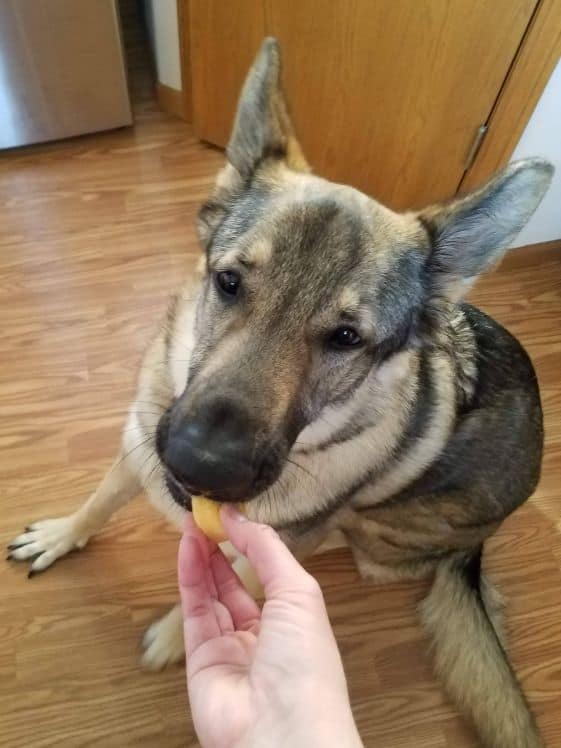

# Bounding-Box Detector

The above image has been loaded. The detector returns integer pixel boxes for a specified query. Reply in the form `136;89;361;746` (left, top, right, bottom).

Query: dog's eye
329;326;363;349
215;270;240;297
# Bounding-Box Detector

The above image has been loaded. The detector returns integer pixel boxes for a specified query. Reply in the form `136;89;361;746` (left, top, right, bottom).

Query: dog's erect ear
227;37;309;178
420;159;553;301
197;38;308;248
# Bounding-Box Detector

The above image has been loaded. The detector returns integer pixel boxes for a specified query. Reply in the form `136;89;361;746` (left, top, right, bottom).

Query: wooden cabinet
186;0;560;209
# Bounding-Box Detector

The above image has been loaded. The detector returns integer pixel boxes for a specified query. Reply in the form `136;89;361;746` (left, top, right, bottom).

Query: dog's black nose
164;399;255;499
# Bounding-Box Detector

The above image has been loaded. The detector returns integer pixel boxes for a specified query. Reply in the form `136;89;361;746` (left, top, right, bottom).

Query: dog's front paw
141;605;184;671
6;516;90;577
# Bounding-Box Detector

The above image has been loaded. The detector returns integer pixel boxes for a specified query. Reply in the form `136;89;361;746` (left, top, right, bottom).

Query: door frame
177;0;193;122
460;0;561;191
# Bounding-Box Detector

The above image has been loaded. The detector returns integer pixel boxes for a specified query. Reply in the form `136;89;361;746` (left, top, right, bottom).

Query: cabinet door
190;0;538;209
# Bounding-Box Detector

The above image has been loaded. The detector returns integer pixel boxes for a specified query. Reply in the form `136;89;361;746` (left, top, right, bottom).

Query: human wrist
238;702;363;748
310;705;363;748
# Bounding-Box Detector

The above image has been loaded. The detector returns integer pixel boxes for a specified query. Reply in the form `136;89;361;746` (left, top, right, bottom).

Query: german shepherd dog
8;39;553;747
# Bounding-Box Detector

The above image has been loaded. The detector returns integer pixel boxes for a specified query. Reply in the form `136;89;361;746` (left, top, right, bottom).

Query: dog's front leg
7;454;140;576
142;603;185;670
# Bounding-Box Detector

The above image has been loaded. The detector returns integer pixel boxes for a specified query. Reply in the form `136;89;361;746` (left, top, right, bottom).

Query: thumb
220;504;321;601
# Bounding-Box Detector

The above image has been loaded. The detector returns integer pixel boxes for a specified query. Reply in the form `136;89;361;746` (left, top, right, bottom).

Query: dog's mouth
163;455;283;510
164;467;241;510
161;444;287;510
164;470;193;511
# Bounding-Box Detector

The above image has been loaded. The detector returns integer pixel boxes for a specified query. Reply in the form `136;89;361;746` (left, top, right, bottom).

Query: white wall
510;58;561;247
143;0;182;91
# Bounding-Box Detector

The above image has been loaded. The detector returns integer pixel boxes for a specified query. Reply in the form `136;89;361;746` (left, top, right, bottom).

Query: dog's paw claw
7;517;90;576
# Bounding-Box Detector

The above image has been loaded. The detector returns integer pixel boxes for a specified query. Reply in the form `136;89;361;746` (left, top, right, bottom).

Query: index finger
221;505;321;601
178;523;222;655
209;547;261;630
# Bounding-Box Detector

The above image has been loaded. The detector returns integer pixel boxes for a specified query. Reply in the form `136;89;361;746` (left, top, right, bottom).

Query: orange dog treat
191;496;245;543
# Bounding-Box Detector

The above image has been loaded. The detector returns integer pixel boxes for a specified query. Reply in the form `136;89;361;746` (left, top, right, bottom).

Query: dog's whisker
134;400;168;411
285;456;317;483
120;427;157;437
146;459;162;485
130;411;164;417
137;449;155;476
293;440;317;450
111;434;155;473
317;414;339;431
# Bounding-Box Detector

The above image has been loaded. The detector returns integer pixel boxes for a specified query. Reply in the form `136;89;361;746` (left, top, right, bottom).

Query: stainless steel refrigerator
0;0;132;149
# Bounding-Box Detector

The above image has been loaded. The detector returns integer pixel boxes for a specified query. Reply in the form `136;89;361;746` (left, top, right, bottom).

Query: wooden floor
2;52;561;748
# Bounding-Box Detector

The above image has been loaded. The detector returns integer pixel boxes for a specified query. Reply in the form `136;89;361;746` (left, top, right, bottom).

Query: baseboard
156;82;187;120
502;238;561;270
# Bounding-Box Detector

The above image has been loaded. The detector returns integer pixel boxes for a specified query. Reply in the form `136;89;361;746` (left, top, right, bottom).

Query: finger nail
222;504;248;523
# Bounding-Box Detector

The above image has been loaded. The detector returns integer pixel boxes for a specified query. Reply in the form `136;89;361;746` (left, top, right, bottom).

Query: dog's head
158;38;552;504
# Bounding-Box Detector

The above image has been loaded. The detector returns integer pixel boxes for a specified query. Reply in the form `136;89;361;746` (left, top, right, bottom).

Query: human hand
178;505;363;748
